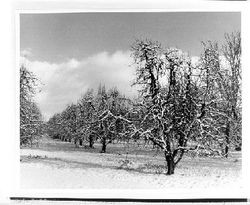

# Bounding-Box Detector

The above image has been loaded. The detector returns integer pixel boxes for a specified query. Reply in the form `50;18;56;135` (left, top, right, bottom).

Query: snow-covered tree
129;40;197;174
94;85;130;153
76;89;96;147
20;65;43;146
200;32;241;157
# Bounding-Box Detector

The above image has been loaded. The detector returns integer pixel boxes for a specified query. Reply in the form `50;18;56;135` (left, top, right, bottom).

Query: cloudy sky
20;12;240;120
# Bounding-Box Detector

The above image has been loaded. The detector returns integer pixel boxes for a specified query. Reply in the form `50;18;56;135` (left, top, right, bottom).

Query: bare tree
20;65;43;146
200;32;241;157
222;32;241;155
94;86;130;153
77;89;96;148
130;40;194;174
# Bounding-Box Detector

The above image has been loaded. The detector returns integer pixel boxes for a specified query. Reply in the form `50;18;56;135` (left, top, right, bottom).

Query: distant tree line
23;31;241;175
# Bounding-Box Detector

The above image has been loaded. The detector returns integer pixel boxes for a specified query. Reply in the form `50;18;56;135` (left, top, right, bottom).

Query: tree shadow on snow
21;155;168;175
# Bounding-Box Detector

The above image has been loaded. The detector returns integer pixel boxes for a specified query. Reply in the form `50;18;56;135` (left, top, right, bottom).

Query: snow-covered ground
20;137;242;189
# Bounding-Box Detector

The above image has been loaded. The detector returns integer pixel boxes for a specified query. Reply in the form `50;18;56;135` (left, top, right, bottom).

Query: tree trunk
225;122;230;158
165;151;175;175
74;138;79;148
79;139;83;146
30;138;33;148
101;138;107;153
89;135;94;148
225;144;229;158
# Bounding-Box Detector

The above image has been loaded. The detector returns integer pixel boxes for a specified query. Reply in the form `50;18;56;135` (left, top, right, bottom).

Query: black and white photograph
1;0;250;203
19;11;243;190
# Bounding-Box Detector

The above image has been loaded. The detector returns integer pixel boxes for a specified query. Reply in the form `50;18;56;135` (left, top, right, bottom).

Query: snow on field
20;137;242;189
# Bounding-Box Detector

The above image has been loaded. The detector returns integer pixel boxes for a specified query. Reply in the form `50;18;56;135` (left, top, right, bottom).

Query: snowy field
20;137;242;189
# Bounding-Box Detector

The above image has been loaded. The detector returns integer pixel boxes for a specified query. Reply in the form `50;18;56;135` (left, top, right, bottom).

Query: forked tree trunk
165;151;175;175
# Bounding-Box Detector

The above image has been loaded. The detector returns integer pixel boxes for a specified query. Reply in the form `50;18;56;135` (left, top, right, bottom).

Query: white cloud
20;50;136;120
67;58;80;69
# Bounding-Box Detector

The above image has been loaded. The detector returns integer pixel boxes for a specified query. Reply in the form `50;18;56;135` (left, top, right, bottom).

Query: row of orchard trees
20;66;44;146
47;32;241;175
47;85;132;153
